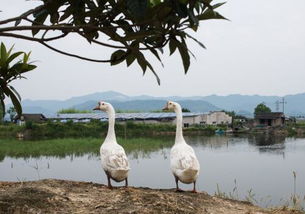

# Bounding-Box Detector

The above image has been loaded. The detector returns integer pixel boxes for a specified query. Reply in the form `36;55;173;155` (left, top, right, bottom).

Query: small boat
215;129;225;135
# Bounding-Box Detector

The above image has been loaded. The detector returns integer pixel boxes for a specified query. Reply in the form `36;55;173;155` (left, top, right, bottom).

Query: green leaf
23;52;31;64
124;31;153;41
8;85;21;101
136;52;147;73
2;86;22;117
156;6;172;20
24;64;37;72
185;33;206;49
197;8;228;21
146;60;160;85
7;51;24;64
32;10;48;36
148;47;164;67
126;0;148;18
59;6;73;21
110;50;126;65
169;38;178;55
7;44;15;56
50;12;60;24
1;42;7;61
126;52;136;67
176;39;190;74
172;1;188;18
187;8;199;28
135;52;160;85
149;0;161;7
213;2;226;9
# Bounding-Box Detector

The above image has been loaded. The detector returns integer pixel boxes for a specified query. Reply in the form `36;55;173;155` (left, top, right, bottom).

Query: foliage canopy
254;103;271;115
0;43;37;118
0;0;226;84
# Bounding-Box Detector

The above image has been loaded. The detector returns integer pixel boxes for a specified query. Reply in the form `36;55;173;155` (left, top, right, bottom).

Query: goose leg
192;181;197;193
125;177;128;187
105;171;113;189
175;176;183;192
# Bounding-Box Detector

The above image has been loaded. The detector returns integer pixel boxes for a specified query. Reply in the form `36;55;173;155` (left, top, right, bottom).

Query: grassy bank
0;137;173;161
0;121;219;139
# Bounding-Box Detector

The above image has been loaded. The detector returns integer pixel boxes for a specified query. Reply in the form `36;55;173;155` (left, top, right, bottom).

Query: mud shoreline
0;179;303;214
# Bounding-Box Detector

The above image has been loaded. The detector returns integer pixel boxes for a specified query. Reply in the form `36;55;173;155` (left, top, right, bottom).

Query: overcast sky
1;0;305;101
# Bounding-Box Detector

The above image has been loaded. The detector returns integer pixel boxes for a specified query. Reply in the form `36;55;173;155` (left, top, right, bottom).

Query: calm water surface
1;135;305;208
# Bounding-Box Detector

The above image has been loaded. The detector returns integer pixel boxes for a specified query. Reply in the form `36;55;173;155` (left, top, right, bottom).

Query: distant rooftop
47;112;204;120
255;112;285;119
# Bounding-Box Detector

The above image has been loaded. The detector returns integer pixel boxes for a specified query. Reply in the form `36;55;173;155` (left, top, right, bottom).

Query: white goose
163;101;200;192
93;101;130;188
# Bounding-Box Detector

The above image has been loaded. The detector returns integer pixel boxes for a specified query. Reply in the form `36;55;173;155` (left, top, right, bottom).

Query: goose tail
111;168;129;182
184;168;199;178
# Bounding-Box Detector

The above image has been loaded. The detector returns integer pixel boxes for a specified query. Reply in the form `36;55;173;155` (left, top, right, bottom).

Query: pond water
0;135;305;208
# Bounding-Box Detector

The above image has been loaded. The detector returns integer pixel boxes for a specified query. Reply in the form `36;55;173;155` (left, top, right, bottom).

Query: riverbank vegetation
0;120;220;139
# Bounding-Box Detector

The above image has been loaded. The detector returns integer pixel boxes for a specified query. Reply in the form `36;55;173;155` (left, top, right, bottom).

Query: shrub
25;121;33;129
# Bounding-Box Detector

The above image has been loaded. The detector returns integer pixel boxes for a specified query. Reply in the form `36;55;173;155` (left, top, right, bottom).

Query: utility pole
279;97;287;113
275;100;280;112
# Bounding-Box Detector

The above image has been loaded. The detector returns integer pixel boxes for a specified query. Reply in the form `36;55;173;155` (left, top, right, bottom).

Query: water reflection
0;137;173;161
248;134;286;156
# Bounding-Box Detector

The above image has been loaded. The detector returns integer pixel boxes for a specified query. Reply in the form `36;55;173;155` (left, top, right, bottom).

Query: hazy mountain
21;91;131;112
22;106;54;116
73;100;220;112
17;91;305;117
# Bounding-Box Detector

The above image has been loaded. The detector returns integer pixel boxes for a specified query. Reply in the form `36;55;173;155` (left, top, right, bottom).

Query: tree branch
0;25;82;33
39;41;112;63
77;32;126;49
0;32;68;42
0;23;138;33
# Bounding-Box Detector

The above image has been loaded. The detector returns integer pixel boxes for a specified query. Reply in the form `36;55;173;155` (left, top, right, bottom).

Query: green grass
57;108;93;114
215;177;305;211
0;137;173;161
0;124;24;137
0;120;218;139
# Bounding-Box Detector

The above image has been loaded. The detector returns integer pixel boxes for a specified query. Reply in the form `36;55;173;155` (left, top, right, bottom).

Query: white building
171;111;232;126
200;111;232;125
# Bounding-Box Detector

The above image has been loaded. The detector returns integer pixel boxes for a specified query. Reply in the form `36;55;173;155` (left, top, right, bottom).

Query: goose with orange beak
163;101;200;192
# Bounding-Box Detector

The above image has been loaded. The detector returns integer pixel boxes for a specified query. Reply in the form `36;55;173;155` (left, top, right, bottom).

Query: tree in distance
254;103;272;115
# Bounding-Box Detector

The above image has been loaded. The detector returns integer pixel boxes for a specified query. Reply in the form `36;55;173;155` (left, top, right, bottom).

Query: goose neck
105;106;116;143
174;105;184;144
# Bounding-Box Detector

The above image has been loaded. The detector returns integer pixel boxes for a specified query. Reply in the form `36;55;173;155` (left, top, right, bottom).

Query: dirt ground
0;179;303;214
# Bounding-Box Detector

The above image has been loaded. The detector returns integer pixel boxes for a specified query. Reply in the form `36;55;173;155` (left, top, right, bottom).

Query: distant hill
15;91;305;117
73;99;220;113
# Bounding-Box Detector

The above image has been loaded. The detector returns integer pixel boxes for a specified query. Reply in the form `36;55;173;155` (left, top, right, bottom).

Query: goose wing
101;144;129;170
170;145;200;171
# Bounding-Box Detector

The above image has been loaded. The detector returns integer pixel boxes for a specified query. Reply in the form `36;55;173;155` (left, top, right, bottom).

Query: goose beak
93;106;100;110
162;105;169;111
